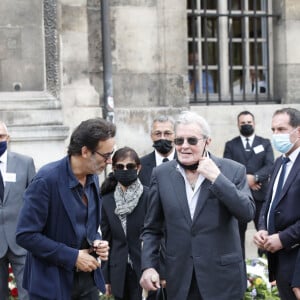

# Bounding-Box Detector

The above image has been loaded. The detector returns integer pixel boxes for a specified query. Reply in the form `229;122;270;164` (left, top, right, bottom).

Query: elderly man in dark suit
254;107;300;300
140;111;255;300
224;110;274;257
0;122;36;300
139;115;176;187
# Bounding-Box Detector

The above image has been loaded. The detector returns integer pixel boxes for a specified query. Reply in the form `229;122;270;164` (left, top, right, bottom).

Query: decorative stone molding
44;0;60;99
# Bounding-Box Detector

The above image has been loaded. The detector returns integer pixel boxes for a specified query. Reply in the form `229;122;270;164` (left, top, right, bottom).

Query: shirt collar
284;146;300;164
66;156;94;189
155;149;175;166
0;150;8;164
240;134;255;143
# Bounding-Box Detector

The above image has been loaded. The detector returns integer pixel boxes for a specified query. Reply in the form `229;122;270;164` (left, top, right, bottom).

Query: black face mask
240;124;254;137
152;139;173;155
176;158;199;171
114;169;138;187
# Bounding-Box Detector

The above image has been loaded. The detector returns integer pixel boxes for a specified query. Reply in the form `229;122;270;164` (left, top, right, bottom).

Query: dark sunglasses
174;137;206;146
114;163;137;170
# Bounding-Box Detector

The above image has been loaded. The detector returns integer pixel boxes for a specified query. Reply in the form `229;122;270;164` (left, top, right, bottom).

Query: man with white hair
140;111;255;300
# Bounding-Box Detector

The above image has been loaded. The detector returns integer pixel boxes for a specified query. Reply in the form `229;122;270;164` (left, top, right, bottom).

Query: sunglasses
174;137;206;146
114;163;137;170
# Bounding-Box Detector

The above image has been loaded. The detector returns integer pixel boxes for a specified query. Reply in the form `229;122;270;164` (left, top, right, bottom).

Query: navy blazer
224;135;274;201
101;186;149;298
141;155;255;300
259;152;300;282
16;156;105;299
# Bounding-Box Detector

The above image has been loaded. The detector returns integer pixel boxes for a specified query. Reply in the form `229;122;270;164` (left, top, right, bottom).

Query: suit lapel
192;179;211;222
192;154;221;221
170;165;192;225
57;169;78;236
277;153;300;205
3;153;17;203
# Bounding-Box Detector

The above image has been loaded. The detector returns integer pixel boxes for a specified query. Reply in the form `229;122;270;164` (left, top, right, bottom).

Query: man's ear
81;146;90;158
206;137;212;147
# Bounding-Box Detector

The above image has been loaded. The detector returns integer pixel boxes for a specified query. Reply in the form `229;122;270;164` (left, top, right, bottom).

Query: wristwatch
254;174;260;183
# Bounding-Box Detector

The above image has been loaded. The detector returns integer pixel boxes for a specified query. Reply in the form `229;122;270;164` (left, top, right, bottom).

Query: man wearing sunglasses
140;111;255;300
139;115;176;187
16;118;116;300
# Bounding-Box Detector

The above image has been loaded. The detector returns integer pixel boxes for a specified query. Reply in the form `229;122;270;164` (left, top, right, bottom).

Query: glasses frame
174;136;206;146
94;150;114;161
114;163;138;170
151;130;174;138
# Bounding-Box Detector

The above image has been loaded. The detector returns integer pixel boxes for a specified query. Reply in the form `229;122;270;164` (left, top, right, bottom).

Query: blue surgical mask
0;141;7;157
272;129;297;154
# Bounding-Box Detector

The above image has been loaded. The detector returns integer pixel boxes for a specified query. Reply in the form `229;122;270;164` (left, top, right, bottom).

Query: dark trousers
114;264;142;300
0;249;29;300
276;278;297;300
71;271;99;300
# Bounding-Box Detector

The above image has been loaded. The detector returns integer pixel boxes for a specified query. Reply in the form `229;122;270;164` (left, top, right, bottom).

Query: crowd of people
0;107;300;300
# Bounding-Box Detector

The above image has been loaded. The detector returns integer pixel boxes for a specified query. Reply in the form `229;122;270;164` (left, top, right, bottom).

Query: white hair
175;111;211;138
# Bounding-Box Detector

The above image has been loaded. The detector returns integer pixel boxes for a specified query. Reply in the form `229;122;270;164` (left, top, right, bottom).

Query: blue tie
268;157;290;234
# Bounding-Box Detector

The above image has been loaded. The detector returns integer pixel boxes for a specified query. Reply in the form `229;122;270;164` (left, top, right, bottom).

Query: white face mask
272;128;298;154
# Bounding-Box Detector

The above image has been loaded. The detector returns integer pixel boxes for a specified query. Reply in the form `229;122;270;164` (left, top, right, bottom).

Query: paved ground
245;221;258;259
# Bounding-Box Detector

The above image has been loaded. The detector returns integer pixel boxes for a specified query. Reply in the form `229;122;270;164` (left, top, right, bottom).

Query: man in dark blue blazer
254;107;300;300
139;115;176;187
140;111;255;300
224;111;274;257
16;118;115;300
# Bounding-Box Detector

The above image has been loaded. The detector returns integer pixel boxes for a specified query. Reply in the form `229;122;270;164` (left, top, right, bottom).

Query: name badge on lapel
3;172;16;183
253;144;264;154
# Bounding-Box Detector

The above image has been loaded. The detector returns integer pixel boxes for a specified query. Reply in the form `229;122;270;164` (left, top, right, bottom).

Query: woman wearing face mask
100;147;149;300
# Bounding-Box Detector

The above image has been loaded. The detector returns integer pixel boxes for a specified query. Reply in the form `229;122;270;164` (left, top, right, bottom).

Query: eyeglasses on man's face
94;150;114;161
174;136;206;146
114;163;137;170
152;131;174;139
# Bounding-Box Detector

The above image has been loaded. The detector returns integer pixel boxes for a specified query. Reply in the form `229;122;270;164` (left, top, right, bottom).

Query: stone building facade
0;0;300;168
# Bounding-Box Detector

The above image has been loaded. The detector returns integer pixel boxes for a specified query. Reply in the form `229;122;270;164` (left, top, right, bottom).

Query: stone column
273;0;300;104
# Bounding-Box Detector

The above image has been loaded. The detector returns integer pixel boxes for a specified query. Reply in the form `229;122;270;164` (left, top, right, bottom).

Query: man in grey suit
140;111;255;300
0;122;36;300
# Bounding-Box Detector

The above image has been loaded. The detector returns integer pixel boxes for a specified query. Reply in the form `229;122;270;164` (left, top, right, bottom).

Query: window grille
187;0;279;105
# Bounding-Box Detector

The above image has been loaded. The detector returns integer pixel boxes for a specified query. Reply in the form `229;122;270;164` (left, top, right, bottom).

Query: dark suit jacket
101;186;149;298
141;155;255;300
139;151;177;187
16;156;105;300
139;151;157;187
259;152;300;283
223;135;274;201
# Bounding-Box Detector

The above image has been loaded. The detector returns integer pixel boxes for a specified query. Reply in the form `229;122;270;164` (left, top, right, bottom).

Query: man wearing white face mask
253;107;300;300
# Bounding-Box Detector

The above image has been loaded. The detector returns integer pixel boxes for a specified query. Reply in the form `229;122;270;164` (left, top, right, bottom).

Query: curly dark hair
67;118;116;156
